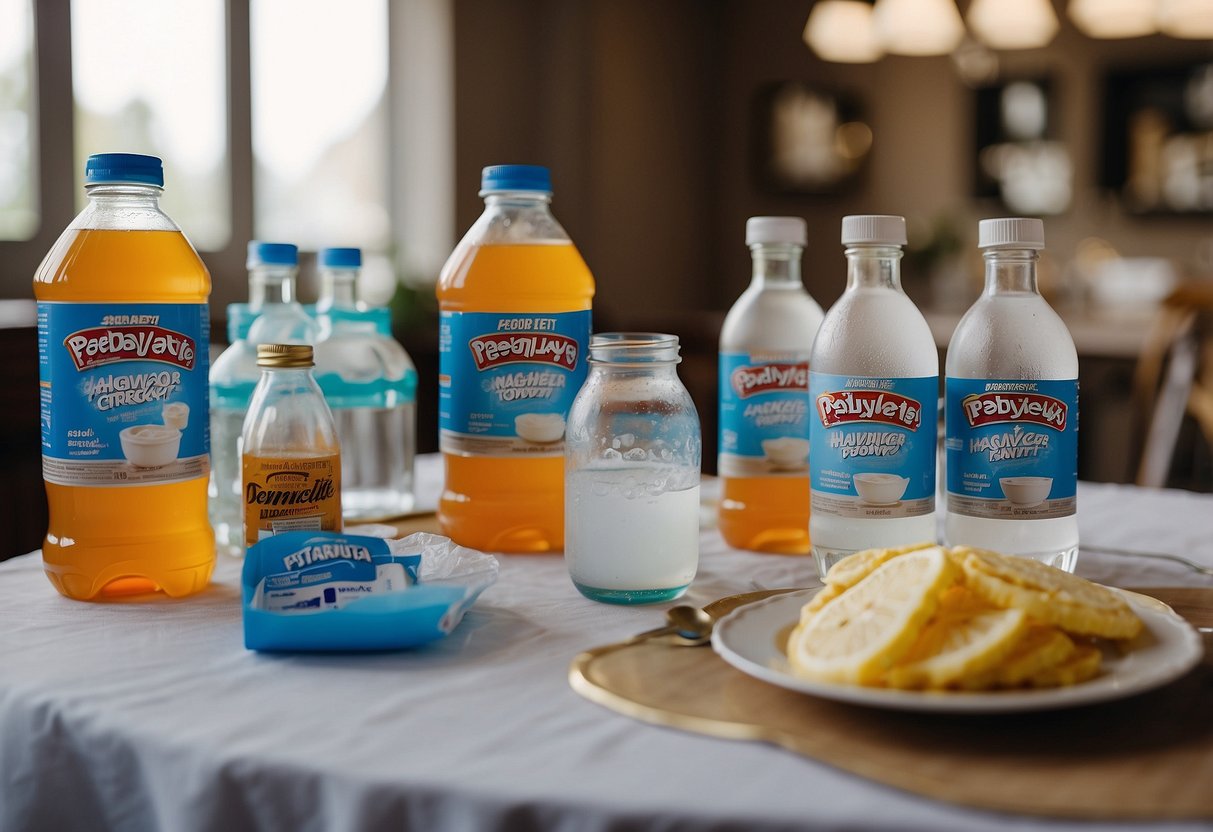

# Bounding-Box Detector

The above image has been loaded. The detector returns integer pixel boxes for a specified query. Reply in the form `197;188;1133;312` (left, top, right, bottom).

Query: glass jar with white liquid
565;333;701;604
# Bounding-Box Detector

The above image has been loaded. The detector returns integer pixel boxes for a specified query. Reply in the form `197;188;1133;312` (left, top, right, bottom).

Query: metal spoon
628;605;715;646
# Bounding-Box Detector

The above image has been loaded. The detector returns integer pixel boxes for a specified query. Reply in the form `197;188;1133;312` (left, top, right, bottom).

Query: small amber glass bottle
241;344;342;548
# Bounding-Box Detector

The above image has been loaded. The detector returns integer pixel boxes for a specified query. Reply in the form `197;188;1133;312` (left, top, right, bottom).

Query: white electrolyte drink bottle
944;218;1079;571
718;216;824;554
809;215;938;578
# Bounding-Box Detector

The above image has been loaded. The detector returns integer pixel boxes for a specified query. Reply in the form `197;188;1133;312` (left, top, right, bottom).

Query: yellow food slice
1027;643;1103;687
823;541;935;589
886;594;1028;690
935;583;998;615
801;583;843;619
789;546;959;685
959;625;1076;690
954;546;1142;640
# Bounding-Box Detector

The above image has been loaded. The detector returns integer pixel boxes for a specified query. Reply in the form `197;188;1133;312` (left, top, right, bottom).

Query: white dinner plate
711;588;1204;713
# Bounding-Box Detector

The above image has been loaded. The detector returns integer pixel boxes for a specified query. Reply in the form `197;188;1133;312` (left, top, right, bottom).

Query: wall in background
454;0;1213;318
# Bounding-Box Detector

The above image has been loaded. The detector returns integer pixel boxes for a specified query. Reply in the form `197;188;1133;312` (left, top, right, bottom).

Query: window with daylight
0;0;38;241
252;0;394;302
70;0;230;250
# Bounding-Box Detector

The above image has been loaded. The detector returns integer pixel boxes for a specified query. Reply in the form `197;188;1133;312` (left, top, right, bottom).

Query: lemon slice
959;625;1076;690
886;588;1028;690
789;546;959;685
1028;643;1102;687
954;546;1142;639
800;584;843;619
823;541;935;590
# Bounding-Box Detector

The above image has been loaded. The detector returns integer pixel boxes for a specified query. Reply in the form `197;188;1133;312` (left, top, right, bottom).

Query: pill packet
242;530;499;652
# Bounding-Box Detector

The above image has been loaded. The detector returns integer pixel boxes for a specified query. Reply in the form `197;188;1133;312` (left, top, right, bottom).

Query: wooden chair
0;300;47;560
1133;282;1213;489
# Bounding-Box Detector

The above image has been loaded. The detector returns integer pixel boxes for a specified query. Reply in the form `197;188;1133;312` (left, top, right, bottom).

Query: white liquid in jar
566;467;699;598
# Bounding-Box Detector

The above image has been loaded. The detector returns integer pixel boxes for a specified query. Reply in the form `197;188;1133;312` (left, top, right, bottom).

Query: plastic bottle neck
982;249;1040;297
78;183;176;231
750;244;803;287
317;270;359;313
85;182;163;206
844;245;904;292
483;192;552;208
248;266;300;310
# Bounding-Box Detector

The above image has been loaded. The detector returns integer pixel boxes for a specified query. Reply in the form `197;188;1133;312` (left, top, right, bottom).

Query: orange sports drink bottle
436;165;595;552
34;152;215;599
717;217;823;554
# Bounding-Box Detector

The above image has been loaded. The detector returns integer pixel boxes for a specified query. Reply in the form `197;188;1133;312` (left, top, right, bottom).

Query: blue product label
718;351;811;478
945;378;1078;519
38;302;210;487
246;531;422;613
438;309;590;457
809;373;937;519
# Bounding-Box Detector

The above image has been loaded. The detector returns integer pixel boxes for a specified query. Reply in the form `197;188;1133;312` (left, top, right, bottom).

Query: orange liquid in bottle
718;476;810;554
242;452;342;548
437;243;594;552
34;228;215;599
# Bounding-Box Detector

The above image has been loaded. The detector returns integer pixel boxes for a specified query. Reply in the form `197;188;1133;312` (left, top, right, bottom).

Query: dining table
1;454;1210;832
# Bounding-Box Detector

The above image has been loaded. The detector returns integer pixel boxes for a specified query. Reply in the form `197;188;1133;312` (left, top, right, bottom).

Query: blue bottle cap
247;241;298;268
85;153;164;187
480;165;552;196
319;247;362;269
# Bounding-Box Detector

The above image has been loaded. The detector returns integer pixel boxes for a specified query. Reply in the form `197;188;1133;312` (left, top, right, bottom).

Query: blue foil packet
242;531;498;652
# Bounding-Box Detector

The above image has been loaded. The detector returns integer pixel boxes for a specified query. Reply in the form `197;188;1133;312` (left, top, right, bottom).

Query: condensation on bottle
808;215;939;579
944;218;1079;572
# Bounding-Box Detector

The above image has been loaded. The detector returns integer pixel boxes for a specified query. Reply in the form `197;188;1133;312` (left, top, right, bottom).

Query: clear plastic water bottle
209;242;316;553
809;215;939;578
718;217;823;554
944;218;1079;571
313;247;417;521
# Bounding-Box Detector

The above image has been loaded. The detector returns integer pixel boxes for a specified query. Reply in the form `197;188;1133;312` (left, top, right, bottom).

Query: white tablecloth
2;457;1211;832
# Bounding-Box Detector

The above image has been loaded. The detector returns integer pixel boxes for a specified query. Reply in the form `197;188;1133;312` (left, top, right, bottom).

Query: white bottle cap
978;217;1045;250
840;215;907;246
745;216;807;247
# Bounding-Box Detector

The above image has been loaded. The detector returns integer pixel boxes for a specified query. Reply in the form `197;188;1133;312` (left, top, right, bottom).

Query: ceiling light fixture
1068;0;1157;38
803;1;884;63
1157;0;1213;39
872;0;965;57
967;0;1059;49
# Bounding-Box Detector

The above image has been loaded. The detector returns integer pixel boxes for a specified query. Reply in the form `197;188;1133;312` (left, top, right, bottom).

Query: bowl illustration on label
853;472;909;505
515;413;565;444
163;401;190;431
119;424;182;468
761;437;810;470
1000;476;1052;507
